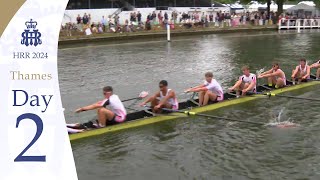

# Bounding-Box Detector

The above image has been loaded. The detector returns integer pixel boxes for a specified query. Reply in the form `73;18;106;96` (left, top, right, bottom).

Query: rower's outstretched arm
75;102;102;113
140;92;160;106
291;66;298;78
229;79;242;91
189;86;208;92
310;61;320;68
260;71;280;78
260;68;273;76
185;84;205;92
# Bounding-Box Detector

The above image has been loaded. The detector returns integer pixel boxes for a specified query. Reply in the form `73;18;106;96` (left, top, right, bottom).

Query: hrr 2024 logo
21;19;42;47
15;19;47;59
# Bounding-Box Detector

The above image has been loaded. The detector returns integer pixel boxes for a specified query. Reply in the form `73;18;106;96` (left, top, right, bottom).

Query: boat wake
264;108;300;128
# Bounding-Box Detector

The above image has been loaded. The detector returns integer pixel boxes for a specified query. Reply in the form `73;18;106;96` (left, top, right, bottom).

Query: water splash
265;107;300;128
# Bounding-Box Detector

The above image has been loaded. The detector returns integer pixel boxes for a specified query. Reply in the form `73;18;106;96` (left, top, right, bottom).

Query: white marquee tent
246;1;294;12
286;2;319;17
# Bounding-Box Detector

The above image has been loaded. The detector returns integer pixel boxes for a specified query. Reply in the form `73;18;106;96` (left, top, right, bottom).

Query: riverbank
58;25;277;46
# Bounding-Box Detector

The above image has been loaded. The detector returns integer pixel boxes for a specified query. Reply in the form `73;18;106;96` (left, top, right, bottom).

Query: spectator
158;11;163;24
114;14;120;26
101;16;107;31
146;19;151;30
133;12;137;23
83;13;89;25
130;13;134;24
172;11;178;24
164;12;168;20
152;11;157;24
88;14;92;24
76;14;82;24
84;25;92;35
91;22;98;33
209;13;213;23
98;23;103;33
147;13;152;21
225;13;231;27
137;11;142;23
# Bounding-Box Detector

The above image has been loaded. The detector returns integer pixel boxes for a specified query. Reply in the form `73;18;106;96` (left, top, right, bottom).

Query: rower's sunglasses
159;85;164;88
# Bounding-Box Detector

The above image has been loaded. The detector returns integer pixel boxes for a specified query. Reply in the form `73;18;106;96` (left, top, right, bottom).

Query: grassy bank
59;25;278;46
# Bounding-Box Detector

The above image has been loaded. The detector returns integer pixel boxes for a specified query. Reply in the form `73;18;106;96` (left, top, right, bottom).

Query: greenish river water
58;30;320;180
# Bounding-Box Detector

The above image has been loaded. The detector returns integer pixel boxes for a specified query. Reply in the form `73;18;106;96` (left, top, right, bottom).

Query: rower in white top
140;80;178;113
310;59;320;80
228;66;257;96
75;86;127;127
291;58;311;84
258;62;286;88
185;72;224;106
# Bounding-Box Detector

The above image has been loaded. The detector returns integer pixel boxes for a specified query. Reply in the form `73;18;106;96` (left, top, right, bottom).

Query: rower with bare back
258;62;286;88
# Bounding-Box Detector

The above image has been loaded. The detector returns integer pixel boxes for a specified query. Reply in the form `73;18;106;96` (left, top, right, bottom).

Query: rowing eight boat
69;75;320;142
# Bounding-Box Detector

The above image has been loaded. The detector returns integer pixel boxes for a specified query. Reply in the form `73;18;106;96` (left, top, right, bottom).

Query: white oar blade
139;91;149;98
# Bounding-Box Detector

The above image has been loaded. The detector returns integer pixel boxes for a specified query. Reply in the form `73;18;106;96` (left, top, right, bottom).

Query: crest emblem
21;19;42;47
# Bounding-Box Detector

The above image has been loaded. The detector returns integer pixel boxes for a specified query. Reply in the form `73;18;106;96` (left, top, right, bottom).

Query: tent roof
298;1;316;7
287;3;316;11
223;3;244;9
212;1;227;7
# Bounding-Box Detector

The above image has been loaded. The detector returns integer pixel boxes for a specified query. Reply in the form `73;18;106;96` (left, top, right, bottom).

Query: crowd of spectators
60;10;317;37
278;13;320;27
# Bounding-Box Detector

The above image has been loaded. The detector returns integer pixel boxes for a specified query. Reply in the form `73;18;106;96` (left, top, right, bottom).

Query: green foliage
314;0;320;8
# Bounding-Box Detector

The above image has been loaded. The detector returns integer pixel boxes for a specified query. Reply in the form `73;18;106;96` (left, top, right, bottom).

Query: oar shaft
195;113;265;125
162;108;264;125
273;94;320;101
122;97;140;102
254;92;320;102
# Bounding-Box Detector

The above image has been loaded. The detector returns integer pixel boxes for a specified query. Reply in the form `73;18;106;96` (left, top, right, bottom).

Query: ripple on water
62;32;320;180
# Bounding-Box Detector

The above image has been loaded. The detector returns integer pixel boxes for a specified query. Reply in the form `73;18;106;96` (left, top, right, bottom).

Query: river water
58;30;320;180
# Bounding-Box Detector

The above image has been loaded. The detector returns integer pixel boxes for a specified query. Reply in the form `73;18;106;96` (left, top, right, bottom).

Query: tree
315;0;320;8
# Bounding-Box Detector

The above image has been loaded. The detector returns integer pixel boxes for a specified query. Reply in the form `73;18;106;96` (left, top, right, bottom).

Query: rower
185;72;223;106
258;62;286;88
75;86;127;127
310;59;320;80
228;66;256;96
140;80;178;113
291;58;310;84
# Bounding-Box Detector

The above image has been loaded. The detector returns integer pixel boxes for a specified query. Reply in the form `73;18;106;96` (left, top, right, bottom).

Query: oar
255;92;320;102
122;91;149;102
125;91;150;112
161;108;265;125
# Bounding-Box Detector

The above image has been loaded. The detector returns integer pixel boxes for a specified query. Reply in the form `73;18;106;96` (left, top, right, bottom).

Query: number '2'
14;113;46;162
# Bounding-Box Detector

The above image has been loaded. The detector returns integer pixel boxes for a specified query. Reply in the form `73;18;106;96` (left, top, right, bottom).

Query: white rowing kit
204;79;224;101
159;89;179;109
100;94;127;121
239;73;257;92
297;65;310;79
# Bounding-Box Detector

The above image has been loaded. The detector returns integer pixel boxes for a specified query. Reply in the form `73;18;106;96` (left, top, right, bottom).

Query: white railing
278;18;320;30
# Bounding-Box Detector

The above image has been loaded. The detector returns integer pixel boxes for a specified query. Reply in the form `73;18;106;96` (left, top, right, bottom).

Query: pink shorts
172;105;179;110
217;94;224;102
113;115;126;123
